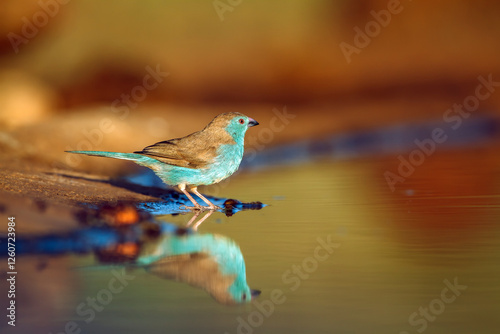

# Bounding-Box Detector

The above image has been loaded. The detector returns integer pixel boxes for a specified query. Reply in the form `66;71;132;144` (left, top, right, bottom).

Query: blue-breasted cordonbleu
67;112;259;210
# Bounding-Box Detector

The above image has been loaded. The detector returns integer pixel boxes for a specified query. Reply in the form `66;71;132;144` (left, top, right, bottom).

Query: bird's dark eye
242;293;247;301
238;118;245;124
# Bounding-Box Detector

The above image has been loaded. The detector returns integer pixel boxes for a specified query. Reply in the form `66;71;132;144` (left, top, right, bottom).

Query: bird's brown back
146;253;237;304
134;113;242;168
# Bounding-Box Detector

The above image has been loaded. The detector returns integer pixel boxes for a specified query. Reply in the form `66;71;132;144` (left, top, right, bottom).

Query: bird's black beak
248;118;259;127
251;289;261;299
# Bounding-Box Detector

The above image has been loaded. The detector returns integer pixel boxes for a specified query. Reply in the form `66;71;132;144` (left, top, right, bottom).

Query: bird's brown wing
145;253;237;304
146;253;215;280
134;132;217;169
146;253;234;289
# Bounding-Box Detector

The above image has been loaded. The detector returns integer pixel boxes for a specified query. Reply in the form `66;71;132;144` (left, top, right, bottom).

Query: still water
3;145;500;334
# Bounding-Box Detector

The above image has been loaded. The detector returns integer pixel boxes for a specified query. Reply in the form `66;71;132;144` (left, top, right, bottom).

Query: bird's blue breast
210;142;244;182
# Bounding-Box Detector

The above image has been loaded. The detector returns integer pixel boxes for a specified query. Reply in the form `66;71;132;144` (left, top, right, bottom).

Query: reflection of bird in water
138;197;265;230
4;203;260;305
136;230;260;305
186;210;214;230
67;112;259;210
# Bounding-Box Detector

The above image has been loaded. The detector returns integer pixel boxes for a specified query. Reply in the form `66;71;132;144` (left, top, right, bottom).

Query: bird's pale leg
191;210;213;231
178;184;203;210
190;186;221;210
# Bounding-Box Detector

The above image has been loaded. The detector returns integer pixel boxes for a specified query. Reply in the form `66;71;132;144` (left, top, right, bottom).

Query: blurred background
1;0;500;172
1;1;500;334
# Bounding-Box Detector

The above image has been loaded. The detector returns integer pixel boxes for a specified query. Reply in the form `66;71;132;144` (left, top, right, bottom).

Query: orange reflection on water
376;145;500;246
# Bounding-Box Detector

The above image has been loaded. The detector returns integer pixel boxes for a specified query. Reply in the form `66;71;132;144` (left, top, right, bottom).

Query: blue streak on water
241;115;499;170
0;221;185;257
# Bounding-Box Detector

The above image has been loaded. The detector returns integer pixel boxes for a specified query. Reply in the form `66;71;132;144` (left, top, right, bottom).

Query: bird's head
225;279;261;305
208;112;259;144
204;273;261;305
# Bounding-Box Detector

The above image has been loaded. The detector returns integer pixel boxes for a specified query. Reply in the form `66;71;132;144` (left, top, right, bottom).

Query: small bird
67;113;259;210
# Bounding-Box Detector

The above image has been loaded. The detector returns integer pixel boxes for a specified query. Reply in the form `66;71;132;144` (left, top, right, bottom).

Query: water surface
2;143;500;334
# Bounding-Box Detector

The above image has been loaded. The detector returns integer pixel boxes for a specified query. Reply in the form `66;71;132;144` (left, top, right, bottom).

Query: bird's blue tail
66;151;159;168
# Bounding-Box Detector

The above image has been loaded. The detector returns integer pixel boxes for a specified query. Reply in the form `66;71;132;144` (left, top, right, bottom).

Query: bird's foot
180;205;204;211
180;204;222;211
